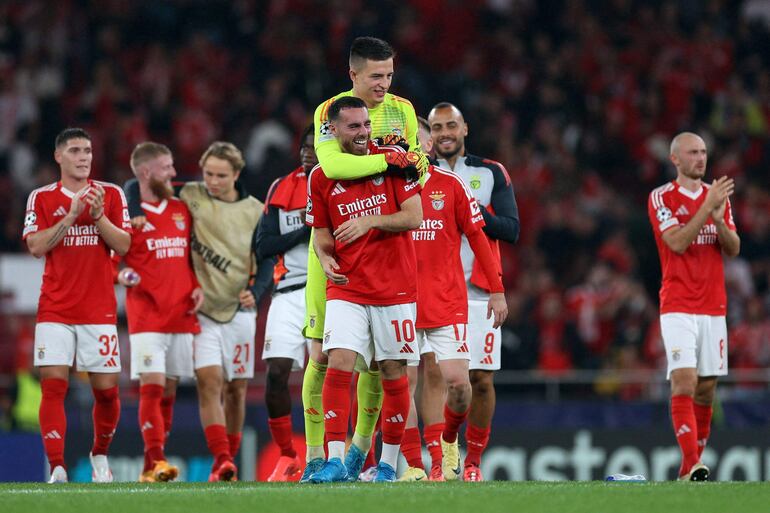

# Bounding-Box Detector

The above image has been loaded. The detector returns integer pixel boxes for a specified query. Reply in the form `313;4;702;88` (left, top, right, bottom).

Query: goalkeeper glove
375;134;410;151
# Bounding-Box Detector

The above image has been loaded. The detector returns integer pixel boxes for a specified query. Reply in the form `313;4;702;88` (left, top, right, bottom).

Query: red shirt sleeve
725;198;737;230
306;168;330;228
23;190;50;240
454;178;485;235
393;174;421;205
106;184;132;232
648;190;679;235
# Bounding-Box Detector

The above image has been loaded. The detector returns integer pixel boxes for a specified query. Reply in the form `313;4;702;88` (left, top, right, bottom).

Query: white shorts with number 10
323;300;419;369
468;299;501;371
660;313;728;379
194;311;256;381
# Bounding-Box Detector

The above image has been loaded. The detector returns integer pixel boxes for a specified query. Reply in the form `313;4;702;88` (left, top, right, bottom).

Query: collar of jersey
676;183;704;200
140;199;168;214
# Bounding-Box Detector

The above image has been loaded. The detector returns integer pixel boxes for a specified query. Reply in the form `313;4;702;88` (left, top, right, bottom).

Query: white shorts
660;313;728;379
34;323;121;373
417;324;471;364
408;328;436;367
323;300;419;369
195;311;256;381
468;299;501;371
262;288;310;370
130;332;194;380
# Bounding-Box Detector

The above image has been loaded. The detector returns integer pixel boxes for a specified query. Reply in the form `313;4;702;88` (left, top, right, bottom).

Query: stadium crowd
0;0;769;391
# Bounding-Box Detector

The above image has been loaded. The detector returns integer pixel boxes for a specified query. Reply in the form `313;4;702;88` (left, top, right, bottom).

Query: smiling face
670;133;708;180
429;106;468;161
55;138;93;182
300;132;318;172
331;106;372;156
143;153;176;200
350;58;394;108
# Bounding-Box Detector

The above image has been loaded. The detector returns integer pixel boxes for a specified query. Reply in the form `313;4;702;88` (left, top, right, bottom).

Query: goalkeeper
300;36;429;482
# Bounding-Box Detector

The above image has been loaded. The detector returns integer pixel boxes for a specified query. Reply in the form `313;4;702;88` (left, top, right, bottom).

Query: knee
447;379;471;399
470;372;493;395
670;371;698;397
266;362;291;391
196;375;223;400
380;360;405;380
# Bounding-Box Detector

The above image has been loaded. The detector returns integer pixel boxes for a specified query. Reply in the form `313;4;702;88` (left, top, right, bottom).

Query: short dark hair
349;37;394;69
328;96;367;122
55;128;91;149
431;101;460;113
417;116;430;132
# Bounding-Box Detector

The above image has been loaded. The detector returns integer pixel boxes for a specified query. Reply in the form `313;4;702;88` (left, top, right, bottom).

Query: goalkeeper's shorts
303;229;327;340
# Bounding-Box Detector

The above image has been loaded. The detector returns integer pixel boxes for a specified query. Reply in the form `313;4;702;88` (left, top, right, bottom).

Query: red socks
91;386;120;456
139;384;166;467
228;432;243;458
443;404;469;444
423;423;444;468
671;395;699;476
693;402;713;459
160;393;176;439
380;376;410;445
401;427;424;469
323;369;353;443
204;424;232;468
268;415;296;458
40;378;68;469
464;423;490;467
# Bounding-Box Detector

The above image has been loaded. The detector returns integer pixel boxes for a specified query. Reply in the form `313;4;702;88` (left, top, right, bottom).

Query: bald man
648;132;740;481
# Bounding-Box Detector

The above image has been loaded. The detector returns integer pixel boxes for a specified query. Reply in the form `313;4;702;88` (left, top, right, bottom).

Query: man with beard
648;132;739;480
118;142;204;482
428;103;520;481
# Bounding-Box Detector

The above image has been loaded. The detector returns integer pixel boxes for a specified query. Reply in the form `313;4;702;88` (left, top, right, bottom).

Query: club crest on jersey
429;192;445;211
371;175;385;186
24;211;37;226
172;212;186;231
656;206;672;222
469;175;481;190
309;315;316;328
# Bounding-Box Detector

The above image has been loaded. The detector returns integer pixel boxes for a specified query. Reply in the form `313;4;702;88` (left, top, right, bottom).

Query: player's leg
465;300;501;482
131;332;173;482
694;376;717;459
661;313;704;480
35;323;74;483
300;339;327;481
161;379;178;442
371;302;418;482
80;324;122;484
420;351;447;479
263;289;306;481
222;311;256;460
439;359;471;481
309;299;372;483
398;363;426;481
345;365;383;480
300;241;330;481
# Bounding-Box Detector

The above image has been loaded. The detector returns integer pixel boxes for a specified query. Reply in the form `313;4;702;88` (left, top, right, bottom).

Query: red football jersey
414;166;485;328
306;164;420;305
648;181;737;315
23;180;132;324
122;198;200;334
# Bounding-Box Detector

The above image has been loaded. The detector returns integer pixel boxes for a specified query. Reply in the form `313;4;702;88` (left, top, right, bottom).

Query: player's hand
334;217;373;244
117;267;141;287
711;198;727;224
68;187;88;219
487;292;508;329
239;289;256;309
189;287;205;313
85;183;105;220
320;255;348;285
704;177;734;211
375;134;410;151
384;151;421;172
130;215;147;230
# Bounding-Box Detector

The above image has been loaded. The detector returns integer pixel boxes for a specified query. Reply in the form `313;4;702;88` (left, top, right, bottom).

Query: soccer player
306;96;422;483
648;132;739;481
300;36;427;482
255;125;316;481
125;142;273;481
23;128;131;483
428;103;520;481
118;142;204;483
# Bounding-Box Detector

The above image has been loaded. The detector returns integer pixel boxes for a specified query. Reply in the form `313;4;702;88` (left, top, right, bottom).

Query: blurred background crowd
0;0;769;408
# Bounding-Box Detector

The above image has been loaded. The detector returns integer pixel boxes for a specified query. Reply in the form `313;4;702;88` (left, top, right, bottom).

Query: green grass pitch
2;481;768;513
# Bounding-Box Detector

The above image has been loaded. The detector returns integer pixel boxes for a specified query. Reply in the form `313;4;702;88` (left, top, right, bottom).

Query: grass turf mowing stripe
1;482;768;513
